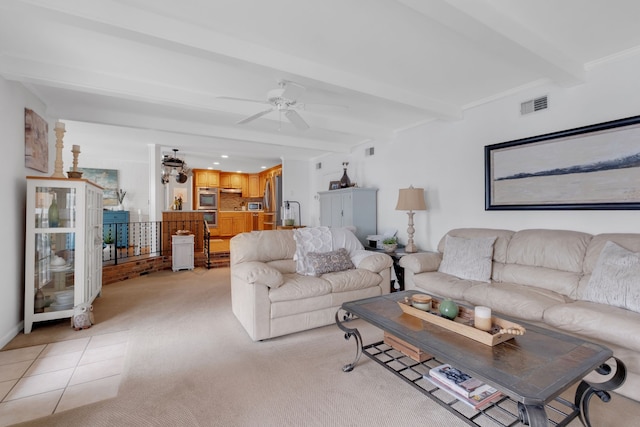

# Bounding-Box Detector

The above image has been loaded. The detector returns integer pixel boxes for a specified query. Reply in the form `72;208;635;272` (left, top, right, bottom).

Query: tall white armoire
318;187;377;244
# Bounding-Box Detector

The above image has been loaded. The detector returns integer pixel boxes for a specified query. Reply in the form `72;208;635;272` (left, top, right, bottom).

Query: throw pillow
293;226;333;275
583;241;640;313
306;248;355;276
438;235;497;282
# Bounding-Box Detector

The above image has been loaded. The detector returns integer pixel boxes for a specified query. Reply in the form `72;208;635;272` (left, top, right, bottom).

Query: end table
366;245;426;292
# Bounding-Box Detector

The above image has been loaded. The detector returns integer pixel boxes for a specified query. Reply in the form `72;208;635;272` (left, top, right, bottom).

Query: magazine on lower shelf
429;363;487;397
424;376;503;410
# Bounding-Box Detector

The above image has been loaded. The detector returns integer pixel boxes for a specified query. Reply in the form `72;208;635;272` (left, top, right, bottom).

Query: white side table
172;234;194;272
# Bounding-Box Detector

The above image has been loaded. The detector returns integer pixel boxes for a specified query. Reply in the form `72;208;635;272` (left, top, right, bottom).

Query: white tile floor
0;331;129;426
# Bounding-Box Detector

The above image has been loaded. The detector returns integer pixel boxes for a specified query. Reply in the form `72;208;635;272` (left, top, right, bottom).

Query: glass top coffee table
335;290;626;427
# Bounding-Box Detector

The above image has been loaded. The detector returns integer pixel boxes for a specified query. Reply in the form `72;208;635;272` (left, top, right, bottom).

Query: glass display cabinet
24;177;103;333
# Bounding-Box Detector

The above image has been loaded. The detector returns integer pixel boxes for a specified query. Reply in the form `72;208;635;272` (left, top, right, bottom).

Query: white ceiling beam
7;0;462;120
397;0;585;87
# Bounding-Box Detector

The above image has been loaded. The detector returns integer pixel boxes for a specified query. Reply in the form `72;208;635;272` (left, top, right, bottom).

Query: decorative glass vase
48;193;59;227
340;162;351;188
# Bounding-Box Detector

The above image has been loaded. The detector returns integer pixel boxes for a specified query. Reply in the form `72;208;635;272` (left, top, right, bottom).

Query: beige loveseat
399;228;640;402
230;228;393;341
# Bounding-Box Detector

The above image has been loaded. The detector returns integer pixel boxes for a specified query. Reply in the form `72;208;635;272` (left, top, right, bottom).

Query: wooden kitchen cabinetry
193;169;220;187
247;212;264;231
219;172;246;189
219;212;247;236
246;174;261;198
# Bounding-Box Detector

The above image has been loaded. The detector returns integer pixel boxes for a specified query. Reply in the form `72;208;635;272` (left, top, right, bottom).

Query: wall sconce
395;185;427;253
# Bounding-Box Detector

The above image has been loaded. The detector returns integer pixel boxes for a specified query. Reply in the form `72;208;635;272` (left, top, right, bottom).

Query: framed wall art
329;181;341;190
485;114;640;210
79;168;119;206
24;108;49;173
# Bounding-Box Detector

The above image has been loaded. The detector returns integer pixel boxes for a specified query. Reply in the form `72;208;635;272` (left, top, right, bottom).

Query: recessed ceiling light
213;161;220;165
221;155;229;158
207;167;213;170
236;170;242;173
261;166;266;169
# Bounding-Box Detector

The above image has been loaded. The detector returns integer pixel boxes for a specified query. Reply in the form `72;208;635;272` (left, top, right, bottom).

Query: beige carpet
4;268;639;426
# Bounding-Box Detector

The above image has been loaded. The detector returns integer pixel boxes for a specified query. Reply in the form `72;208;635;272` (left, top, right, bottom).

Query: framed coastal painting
24;108;49;173
485;115;640;210
79;168;119;206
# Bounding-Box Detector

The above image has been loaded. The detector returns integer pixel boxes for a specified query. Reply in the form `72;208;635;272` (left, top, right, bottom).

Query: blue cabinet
104;211;129;248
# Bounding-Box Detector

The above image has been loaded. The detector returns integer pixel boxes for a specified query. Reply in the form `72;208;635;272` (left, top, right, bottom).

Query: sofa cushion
438;228;514;264
230;230;297;264
582;241;640;313
438;235;497;282
463;282;570;321
323;268;382;293
306;248;354;276
293;226;333;275
544;300;640;354
268;274;332;303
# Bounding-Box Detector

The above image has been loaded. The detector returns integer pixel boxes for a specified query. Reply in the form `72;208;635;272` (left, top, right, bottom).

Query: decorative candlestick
51;121;66;178
67;144;84;178
72;145;80;171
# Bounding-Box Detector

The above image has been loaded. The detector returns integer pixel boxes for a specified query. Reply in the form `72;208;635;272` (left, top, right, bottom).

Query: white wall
1;77;52;346
311;53;640;251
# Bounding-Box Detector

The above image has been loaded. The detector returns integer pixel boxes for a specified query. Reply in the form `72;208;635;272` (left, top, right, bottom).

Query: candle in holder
474;306;492;331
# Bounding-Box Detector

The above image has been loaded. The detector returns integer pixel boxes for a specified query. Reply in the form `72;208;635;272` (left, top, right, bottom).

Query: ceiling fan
219;80;342;130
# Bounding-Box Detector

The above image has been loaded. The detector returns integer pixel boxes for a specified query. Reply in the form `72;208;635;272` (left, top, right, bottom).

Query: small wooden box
383;331;432;362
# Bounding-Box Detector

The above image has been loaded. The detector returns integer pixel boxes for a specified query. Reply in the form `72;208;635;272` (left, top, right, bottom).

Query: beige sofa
399;228;640;402
230;228;393;341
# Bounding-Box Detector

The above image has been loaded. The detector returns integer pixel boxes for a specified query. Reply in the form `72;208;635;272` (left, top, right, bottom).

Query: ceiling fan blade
237;108;273;125
284;110;310;130
280;81;305;101
298;102;349;111
218;96;268;104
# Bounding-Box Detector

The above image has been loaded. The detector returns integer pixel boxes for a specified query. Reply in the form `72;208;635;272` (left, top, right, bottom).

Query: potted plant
103;232;115;261
382;237;398;253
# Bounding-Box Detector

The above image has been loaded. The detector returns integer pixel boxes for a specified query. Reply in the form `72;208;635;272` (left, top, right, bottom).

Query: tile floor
0;330;129;426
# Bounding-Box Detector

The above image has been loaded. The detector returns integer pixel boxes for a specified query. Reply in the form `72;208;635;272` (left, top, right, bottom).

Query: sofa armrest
351;250;393;273
399;252;442;274
231;261;284;289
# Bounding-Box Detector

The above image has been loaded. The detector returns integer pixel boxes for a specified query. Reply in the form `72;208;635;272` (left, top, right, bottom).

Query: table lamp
395;186;427;253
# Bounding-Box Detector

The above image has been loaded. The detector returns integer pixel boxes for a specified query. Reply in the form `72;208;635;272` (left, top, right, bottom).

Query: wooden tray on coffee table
398;296;525;346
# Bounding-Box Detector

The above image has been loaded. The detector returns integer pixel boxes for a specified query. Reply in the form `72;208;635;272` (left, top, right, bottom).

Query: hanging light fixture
161;149;190;184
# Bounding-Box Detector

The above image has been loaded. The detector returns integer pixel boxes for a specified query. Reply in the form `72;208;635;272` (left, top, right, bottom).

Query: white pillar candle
55;121;65;130
474;306;492;331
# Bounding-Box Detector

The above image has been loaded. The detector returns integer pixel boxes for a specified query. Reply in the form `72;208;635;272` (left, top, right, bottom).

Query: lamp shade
395;186;427;211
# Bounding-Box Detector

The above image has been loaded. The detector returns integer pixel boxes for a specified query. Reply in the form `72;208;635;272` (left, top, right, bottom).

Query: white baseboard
0;322;22;349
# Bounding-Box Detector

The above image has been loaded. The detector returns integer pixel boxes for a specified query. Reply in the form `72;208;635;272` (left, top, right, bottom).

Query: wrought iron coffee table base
336;311;626;427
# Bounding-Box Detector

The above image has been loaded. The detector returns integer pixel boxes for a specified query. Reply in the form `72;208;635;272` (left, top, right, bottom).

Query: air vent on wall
316;162;322;170
365;147;375;156
521;96;548;115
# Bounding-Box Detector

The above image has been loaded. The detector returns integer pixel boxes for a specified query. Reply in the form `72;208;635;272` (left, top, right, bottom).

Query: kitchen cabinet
24;177;103;334
246;174;261;198
220;172;246;189
247;212;264;231
193;169;220;188
318;187;377;245
219;212;247;236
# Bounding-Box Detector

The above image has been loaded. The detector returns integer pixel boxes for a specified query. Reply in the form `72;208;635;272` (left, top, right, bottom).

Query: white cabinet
172;234;195;271
318;188;377;244
25;177;103;333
